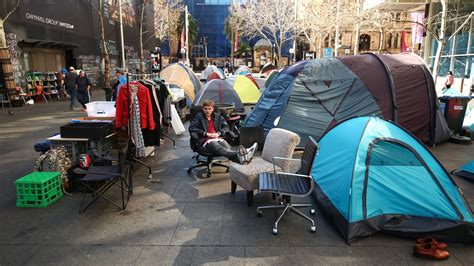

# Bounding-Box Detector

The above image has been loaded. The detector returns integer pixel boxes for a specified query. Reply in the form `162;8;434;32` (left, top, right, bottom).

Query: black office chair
187;105;233;178
257;136;319;235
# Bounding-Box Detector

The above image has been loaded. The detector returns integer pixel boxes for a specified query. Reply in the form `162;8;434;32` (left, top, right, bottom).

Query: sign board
323;48;333;58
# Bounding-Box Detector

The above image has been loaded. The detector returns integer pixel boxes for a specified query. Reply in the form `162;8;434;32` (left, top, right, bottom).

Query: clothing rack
127;73;176;147
126;73;154;181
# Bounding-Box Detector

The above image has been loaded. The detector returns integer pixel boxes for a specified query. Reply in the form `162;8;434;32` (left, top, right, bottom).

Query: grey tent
244;53;451;146
194;79;245;113
201;65;225;81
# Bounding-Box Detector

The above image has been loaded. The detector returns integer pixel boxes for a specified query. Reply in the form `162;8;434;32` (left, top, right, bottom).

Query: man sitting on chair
189;99;257;164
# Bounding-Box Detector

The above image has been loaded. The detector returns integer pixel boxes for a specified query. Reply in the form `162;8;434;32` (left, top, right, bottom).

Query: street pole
118;0;126;68
185;5;189;66
293;0;297;63
335;0;340;57
204;36;208;64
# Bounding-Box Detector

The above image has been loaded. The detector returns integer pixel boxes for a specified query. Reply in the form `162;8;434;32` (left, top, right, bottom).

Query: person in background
445;70;454;89
111;67;127;101
76;70;92;111
112;68;127;101
189;99;257;164
64;67;78;111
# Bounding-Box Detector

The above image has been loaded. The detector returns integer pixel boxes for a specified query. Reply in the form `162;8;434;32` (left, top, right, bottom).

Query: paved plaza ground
0;95;473;265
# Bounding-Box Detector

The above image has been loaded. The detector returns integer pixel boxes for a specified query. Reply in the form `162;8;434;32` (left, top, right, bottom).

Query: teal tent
312;116;474;243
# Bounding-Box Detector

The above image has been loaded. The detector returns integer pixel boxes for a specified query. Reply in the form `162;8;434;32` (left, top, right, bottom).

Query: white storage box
85;101;116;117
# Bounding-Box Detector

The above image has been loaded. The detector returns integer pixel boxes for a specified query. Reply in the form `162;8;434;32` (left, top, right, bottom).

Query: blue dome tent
311;116;474;243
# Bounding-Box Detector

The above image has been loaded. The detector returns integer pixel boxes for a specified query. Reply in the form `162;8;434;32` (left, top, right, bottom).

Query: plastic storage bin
15;172;63;208
85;101;116;117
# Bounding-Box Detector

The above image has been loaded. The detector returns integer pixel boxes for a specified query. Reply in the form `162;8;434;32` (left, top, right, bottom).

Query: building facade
185;0;232;62
0;0;156;89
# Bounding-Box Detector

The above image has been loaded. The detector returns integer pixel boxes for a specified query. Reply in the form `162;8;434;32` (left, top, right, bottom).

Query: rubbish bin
439;96;471;134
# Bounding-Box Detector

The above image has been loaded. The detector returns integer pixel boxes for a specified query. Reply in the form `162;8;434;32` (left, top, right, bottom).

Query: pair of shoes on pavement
413;238;449;260
237;142;258;164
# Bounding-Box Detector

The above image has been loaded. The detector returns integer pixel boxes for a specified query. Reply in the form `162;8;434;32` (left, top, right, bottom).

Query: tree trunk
0;19;7;48
139;2;146;74
432;0;447;82
98;0;111;89
354;25;360;55
378;28;383;54
276;43;282;67
230;30;234;71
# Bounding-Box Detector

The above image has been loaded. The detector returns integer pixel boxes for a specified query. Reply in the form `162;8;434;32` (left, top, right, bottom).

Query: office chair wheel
272;228;278;235
206;172;211;178
225;168;229;173
257;210;263;217
310;226;316;233
310;209;315;215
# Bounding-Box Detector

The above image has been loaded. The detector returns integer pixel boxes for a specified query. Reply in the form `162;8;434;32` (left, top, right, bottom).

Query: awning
18;39;79;49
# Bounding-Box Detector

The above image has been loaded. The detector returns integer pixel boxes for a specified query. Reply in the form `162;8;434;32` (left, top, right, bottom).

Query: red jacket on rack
115;82;156;130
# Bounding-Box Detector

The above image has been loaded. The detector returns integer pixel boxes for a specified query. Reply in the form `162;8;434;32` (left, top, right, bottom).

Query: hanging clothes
115;82;156;130
130;89;146;157
139;80;163;146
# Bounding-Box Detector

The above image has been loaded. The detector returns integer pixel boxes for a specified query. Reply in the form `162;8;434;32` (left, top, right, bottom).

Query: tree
138;0;154;73
154;0;183;62
176;12;198;58
224;9;244;69
87;0;111;89
232;0;299;67
0;0;20;48
428;1;473;82
357;4;396;54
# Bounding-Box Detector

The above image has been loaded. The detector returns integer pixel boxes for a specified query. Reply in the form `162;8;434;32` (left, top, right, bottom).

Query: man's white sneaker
244;142;258;163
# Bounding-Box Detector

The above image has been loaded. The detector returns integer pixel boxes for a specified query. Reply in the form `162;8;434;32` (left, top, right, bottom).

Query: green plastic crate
14;172;63;208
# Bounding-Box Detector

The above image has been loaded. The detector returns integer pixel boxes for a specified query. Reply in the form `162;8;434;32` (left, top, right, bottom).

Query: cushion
229;157;282;191
261;128;300;172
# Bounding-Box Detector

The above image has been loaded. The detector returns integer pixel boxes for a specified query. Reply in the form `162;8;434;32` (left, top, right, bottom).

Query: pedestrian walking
445;71;454;89
64;67;78;110
76;70;92;111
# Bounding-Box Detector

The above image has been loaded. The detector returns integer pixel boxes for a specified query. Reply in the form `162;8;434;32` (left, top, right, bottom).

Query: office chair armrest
272;156;301;175
225;131;237;138
190;132;200;140
276;172;315;197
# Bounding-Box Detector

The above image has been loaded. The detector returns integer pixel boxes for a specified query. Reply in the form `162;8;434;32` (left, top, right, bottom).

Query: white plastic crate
85;101;116;117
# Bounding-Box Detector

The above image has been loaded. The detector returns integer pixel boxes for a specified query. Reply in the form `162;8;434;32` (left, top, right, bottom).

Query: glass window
369;141;422;166
453;56;467;78
454;32;468;55
438;57;450;77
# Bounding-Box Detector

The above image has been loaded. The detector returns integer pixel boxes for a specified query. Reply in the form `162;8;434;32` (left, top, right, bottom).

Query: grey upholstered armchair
229;128;300;206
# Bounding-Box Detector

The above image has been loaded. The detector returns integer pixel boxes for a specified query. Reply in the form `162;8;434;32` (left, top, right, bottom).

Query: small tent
160;63;201;101
452;160;474;181
231;75;262;104
201;65;225;80
245;73;260;90
312;116;474;243
207;72;223;82
244;53;450;146
235;65;252;76
194;79;245;113
259;63;277;77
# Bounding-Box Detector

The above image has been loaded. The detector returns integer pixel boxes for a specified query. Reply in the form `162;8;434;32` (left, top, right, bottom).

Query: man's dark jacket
189;111;229;146
64;72;77;89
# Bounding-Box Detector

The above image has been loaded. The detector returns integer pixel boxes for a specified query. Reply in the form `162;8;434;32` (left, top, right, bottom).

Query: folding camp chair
76;147;132;213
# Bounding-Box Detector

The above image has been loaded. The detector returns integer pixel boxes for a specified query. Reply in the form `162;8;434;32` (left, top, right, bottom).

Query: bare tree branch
3;0;21;21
